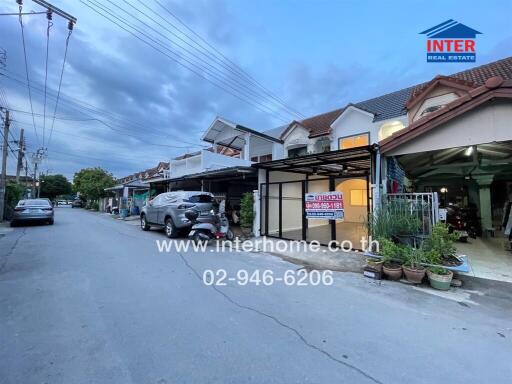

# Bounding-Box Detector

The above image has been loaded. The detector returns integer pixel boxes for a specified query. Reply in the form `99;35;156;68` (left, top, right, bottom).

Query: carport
381;77;512;281
255;146;376;248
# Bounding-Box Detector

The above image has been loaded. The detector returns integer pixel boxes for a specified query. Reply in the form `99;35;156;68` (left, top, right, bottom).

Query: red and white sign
305;191;344;220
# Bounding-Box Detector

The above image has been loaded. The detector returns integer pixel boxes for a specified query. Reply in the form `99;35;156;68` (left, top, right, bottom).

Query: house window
259;154;272;162
251;156;258;162
288;146;308;158
420;105;443;116
339;133;369;150
350;189;367;206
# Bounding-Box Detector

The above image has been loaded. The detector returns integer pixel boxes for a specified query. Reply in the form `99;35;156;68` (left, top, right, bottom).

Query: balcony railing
163;150;252;180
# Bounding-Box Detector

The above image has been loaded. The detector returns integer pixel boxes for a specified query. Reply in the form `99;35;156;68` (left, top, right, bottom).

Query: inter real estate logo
420;20;482;63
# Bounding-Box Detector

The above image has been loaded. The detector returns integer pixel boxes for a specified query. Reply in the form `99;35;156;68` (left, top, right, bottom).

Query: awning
254;146;375;177
104;179;149;191
165;166;256;182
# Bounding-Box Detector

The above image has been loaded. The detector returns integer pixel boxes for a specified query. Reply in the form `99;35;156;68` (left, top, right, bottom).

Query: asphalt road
0;207;511;384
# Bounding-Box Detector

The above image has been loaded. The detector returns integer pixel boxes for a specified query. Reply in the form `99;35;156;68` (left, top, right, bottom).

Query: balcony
163;149;253;180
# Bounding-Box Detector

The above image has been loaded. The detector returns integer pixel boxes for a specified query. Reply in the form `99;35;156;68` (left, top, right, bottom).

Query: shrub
240;192;254;229
367;200;422;240
402;246;427;269
423;223;458;264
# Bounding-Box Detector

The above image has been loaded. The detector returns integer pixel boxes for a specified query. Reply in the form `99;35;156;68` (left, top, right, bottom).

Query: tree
40;174;72;201
73;167;115;202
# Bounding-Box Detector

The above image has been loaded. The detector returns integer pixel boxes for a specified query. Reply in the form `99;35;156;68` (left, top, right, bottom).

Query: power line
2;70;208;146
47;25;73;147
86;0;292;122
118;0;303;119
81;0;292;123
42;10;53;147
17;3;40;145
149;0;305;119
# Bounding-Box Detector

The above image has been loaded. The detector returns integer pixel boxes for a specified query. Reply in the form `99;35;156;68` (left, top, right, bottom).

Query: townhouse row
109;56;512;251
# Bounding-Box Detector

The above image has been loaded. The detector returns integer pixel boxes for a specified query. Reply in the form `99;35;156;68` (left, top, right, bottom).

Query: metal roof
165;166;256;182
254;146;375;177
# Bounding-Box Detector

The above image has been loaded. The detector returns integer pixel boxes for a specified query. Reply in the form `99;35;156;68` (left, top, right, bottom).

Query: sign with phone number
305;191;344;220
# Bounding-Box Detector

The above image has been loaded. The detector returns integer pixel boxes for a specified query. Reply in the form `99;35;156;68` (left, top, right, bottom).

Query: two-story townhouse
150;116;287;213
255;56;512;253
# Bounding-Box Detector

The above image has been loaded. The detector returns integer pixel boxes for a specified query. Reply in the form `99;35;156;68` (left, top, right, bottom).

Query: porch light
465;146;474;156
440;187;448;193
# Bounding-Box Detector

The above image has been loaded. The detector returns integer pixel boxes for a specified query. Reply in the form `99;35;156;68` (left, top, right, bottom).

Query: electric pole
0;110;10;221
15;128;24;183
31;150;41;199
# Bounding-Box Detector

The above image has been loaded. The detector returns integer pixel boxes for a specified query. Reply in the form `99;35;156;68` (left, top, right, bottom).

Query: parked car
71;200;83;208
11;198;54;226
140;191;215;238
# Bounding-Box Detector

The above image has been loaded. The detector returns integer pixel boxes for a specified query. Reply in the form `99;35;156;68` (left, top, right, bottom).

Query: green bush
402;246;427;269
4;182;25;220
423;223;458;264
367;200;422;240
240;192;254;229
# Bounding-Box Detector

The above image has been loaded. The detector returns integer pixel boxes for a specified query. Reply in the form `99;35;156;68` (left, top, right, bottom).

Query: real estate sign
305;191;344;220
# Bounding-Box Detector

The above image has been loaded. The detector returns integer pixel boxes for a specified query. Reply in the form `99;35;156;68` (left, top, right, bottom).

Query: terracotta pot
382;263;402;280
366;258;383;272
403;265;426;284
427;269;453;290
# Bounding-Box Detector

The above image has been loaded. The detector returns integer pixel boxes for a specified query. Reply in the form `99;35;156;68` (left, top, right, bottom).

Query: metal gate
383;192;439;236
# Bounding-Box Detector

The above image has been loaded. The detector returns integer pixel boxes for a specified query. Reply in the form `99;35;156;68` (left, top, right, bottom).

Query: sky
0;0;511;181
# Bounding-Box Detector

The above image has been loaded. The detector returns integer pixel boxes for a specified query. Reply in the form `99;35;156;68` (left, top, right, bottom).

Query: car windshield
185;194;213;203
18;199;50;207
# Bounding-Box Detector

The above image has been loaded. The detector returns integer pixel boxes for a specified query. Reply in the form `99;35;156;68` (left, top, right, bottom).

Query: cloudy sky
0;0;511;180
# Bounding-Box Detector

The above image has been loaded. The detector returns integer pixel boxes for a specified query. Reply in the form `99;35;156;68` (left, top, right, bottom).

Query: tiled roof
297;107;345;137
405;75;476;108
355;56;512;122
380;76;512;153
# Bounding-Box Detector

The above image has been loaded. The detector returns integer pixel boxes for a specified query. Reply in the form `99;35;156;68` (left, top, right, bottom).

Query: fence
383;192;439;236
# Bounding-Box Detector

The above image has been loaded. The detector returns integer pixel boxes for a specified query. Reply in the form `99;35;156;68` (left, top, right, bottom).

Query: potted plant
422;223;459;265
365;257;384;272
426;266;453;290
379;238;403;280
402;246;426;284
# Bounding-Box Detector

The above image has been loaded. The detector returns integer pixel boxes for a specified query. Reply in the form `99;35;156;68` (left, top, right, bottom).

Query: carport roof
165;166;256;182
254;145;375;176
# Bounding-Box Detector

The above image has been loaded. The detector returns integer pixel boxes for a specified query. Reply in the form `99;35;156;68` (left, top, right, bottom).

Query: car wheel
48;219;54;225
140;214;150;231
225;229;234;241
10;221;17;227
165;218;178;238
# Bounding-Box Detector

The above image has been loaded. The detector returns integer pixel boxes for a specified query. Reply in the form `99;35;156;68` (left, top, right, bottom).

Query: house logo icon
420;20;482;63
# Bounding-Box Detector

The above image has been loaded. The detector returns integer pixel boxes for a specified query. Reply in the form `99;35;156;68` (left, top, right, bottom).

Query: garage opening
257;146;375;249
393;141;512;281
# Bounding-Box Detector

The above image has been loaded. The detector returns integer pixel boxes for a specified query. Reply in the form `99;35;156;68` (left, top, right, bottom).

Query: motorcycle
445;204;481;241
185;200;235;243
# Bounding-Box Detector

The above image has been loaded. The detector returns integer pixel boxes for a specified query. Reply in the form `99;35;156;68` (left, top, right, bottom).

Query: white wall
331;107;376;145
386;100;512;156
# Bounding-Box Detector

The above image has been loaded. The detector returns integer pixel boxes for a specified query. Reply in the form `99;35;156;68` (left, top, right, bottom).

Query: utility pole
0;110;9;221
31;150;42;199
15;128;24;183
24;157;28;187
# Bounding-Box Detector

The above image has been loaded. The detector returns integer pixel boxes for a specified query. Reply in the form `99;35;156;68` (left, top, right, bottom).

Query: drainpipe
373;149;381;214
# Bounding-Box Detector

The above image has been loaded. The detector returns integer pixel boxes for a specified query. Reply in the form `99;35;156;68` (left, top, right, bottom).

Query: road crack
0;229;27;273
177;251;384;384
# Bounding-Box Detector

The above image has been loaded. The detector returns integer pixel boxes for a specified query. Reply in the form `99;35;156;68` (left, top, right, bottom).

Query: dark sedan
11;199;54;226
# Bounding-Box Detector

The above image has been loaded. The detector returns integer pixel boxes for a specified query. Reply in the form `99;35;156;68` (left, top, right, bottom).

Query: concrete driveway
0;207;511;384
